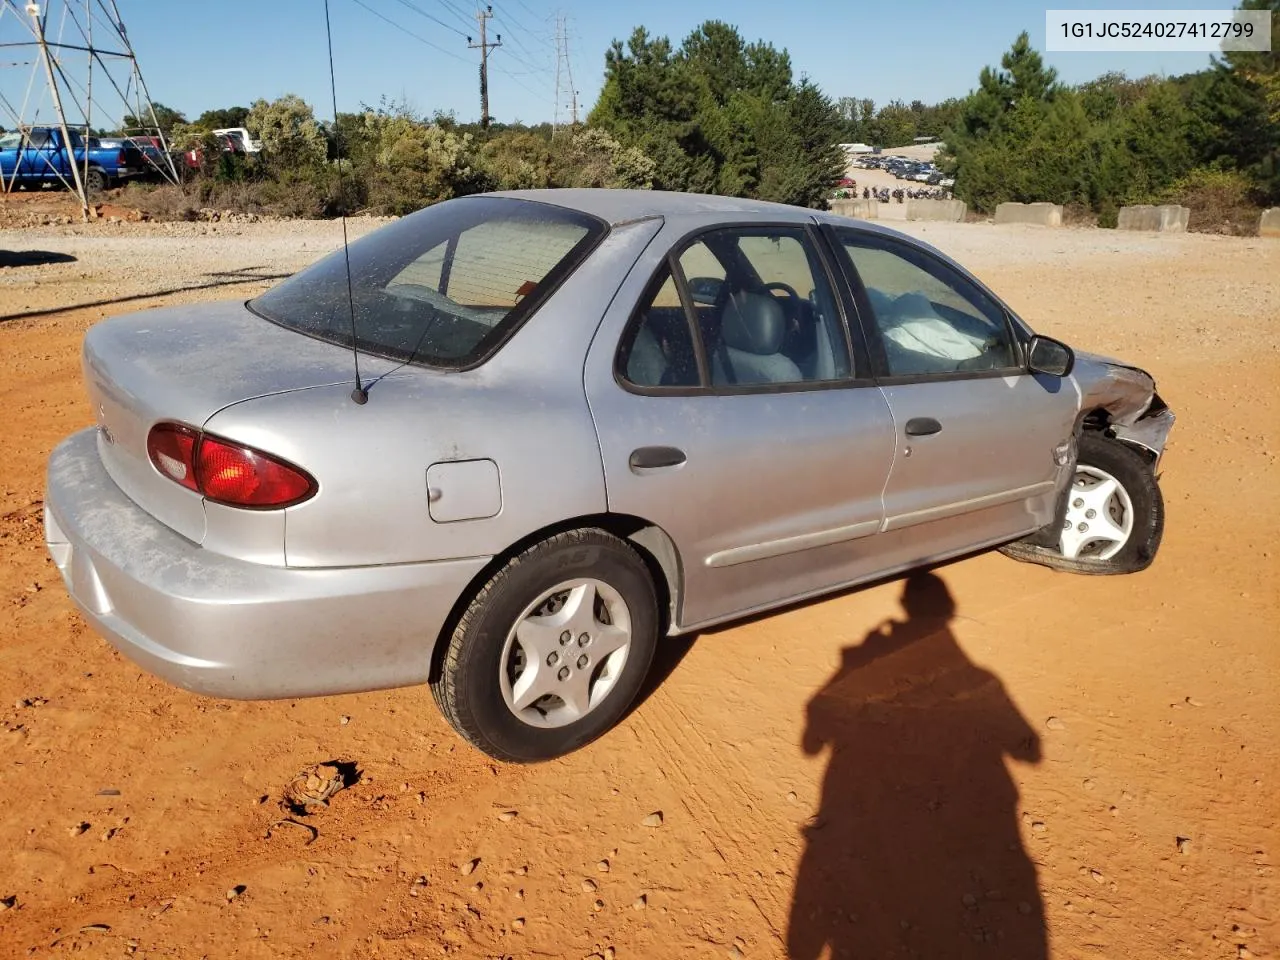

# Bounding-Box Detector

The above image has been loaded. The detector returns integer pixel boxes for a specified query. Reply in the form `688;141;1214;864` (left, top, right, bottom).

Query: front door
584;221;897;630
828;227;1078;544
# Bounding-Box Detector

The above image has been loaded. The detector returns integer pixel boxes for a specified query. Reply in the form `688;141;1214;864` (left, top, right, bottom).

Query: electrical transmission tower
0;0;179;220
467;5;501;130
551;13;577;137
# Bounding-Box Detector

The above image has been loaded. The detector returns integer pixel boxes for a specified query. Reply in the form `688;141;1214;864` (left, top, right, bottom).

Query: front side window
836;230;1019;378
679;228;851;387
250;196;606;368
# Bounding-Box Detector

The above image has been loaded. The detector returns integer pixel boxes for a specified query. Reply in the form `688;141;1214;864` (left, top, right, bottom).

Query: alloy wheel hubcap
1058;464;1134;561
499;579;632;728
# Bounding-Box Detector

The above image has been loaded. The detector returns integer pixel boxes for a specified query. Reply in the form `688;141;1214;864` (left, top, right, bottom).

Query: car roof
486;188;818;226
483;186;939;248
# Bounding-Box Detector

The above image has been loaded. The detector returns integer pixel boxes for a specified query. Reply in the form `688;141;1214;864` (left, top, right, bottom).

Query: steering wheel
763;281;802;306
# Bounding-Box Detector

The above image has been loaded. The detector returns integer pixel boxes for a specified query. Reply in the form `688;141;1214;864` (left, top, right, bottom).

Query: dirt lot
2;197;1278;960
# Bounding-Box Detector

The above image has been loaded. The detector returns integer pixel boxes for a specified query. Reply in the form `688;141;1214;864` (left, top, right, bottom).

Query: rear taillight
146;422;316;509
117;150;128;164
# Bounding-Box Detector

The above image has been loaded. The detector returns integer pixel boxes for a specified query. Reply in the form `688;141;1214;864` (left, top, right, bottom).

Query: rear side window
250;196;606;369
617;268;701;388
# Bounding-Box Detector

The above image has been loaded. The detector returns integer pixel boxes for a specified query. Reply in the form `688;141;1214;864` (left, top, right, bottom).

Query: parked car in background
90;135;169;178
0;126;147;191
44;189;1174;763
213;126;261;153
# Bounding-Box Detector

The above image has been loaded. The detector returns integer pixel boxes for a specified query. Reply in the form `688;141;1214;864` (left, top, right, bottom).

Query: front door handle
629;446;687;473
904;417;942;437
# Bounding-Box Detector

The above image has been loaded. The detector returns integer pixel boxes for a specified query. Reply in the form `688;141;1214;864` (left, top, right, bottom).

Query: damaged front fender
1071;350;1176;462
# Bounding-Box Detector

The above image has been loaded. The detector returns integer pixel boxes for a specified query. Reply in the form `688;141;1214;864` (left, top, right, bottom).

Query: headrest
721;291;786;355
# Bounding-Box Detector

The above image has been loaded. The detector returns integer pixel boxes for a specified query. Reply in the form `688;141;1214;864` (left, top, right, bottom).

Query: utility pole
467;5;501;130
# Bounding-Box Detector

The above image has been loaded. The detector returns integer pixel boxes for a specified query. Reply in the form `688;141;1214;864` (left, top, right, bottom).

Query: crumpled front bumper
44;428;489;700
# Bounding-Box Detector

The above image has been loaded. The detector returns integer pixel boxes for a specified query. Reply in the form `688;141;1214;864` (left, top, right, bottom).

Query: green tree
245;94;328;168
121;101;185;135
195;106;251;130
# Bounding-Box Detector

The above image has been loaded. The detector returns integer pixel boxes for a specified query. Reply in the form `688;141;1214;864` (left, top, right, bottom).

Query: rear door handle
904;417;942;437
629;446;687;473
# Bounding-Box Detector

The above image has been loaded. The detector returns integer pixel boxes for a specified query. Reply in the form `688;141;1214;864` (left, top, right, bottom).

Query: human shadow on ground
788;570;1046;960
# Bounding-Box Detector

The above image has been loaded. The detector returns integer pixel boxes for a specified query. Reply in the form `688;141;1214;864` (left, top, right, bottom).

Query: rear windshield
250;196;607;369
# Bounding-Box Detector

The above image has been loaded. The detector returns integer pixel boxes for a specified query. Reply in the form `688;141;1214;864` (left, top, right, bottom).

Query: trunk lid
83;300;398;542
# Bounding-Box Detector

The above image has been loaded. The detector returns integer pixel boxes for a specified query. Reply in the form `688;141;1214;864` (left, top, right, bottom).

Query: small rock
69;822;90;837
460;858;480;876
605;949;616;960
1176;836;1192;855
641;811;663;828
729;947;744;959
1185;697;1203;707
516;865;528;876
1017;901;1033;915
582;878;598;893
511;917;525;930
339;716;350;725
786;791;798;803
498;810;518;822
1030;821;1047;833
593;898;604;911
1238;947;1251;959
80;924;110;933
1045;717;1066;731
962;893;978;908
0;895;16;912
596;859;610;873
96;788;121;797
515;888;524;900
226;885;246;901
469;882;483;893
632;894;647;910
1089;869;1104;884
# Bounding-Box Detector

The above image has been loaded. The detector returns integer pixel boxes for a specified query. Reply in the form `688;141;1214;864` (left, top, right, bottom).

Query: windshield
250;196;607;369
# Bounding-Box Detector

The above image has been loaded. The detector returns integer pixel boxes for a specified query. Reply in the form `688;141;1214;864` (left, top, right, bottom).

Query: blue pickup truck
0;126;148;192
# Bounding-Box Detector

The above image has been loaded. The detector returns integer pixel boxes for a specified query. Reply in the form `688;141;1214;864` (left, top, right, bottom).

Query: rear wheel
1002;431;1164;574
84;168;109;193
431;529;660;762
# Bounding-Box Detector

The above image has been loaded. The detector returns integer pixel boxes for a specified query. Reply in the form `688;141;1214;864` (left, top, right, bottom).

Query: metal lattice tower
551;12;577;137
0;0;179;219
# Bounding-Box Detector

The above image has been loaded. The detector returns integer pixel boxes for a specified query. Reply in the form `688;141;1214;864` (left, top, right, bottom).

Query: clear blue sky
1;0;1223;129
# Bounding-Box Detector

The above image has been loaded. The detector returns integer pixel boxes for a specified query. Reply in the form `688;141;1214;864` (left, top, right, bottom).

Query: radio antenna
322;0;367;404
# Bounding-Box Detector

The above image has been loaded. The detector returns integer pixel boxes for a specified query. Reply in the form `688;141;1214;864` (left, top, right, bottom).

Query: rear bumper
44;429;490;700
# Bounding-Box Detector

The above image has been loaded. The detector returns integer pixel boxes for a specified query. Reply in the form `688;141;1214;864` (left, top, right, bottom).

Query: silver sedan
43;190;1174;761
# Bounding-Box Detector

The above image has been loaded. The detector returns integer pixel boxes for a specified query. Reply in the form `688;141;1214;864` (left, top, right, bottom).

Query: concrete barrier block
994;202;1063;227
1261;208;1280;238
906;198;966;222
1117;204;1189;232
829;198;878;219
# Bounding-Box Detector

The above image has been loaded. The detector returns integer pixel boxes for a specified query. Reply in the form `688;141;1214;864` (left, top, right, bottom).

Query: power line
385;0;467;38
349;0;471;66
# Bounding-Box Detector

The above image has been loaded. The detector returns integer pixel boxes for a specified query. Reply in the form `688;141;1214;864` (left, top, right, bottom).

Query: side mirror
686;276;724;307
1027;335;1074;378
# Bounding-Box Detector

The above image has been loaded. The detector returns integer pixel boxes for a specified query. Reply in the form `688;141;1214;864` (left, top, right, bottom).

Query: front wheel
431;529;660;762
1002;432;1164;574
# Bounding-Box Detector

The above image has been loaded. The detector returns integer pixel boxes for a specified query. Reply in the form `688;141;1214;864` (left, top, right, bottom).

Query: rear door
826;226;1078;543
584;221;897;630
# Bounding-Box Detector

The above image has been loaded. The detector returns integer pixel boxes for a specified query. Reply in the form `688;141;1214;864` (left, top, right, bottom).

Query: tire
1001;431;1164;575
84;168;109;193
431;528;660;763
